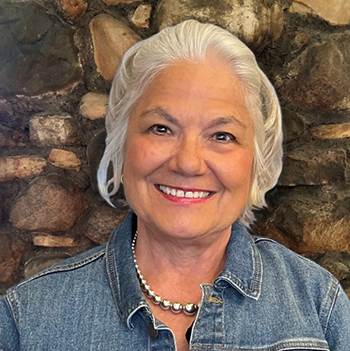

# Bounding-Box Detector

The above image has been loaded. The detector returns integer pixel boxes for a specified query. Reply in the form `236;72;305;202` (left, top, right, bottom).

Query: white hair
97;19;283;227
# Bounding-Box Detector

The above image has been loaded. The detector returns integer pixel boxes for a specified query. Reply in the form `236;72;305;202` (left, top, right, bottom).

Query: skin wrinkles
122;52;255;351
140;106;248;131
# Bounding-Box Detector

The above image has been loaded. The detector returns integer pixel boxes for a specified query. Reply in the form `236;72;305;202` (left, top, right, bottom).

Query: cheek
124;137;165;176
219;151;254;188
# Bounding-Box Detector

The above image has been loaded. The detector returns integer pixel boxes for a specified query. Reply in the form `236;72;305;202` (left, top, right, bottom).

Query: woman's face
123;53;255;240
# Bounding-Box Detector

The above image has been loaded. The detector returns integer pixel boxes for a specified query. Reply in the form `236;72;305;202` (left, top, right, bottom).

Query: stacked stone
0;0;349;297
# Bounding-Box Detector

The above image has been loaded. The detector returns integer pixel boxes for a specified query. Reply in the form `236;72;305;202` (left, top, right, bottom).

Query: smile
156;184;213;199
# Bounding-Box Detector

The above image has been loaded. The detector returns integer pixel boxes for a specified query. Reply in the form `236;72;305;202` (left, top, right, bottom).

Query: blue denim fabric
1;211;349;350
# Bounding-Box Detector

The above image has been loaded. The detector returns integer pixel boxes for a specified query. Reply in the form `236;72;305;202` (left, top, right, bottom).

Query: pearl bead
184;303;197;315
147;290;155;298
153;295;161;305
160;300;171;310
171;303;182;313
132;230;199;316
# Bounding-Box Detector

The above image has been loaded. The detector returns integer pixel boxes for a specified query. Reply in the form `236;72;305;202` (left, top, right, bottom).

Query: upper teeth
159;185;210;199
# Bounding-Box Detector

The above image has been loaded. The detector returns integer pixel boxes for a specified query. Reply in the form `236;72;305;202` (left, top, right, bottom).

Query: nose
168;136;207;176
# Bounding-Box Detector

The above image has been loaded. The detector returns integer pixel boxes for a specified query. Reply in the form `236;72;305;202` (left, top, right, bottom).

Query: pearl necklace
131;230;199;315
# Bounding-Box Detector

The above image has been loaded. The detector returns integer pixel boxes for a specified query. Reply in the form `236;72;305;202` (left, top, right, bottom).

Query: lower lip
155;185;213;204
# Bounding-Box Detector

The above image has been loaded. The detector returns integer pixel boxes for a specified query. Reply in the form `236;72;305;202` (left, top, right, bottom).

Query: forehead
144;54;246;104
129;52;252;131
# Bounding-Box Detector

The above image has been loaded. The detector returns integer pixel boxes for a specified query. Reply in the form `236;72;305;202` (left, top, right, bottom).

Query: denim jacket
1;212;350;350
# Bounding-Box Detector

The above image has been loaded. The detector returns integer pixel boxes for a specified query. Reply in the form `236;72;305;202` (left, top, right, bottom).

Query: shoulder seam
254;237;279;244
253;237;336;278
13;249;105;290
4;292;20;328
322;279;340;335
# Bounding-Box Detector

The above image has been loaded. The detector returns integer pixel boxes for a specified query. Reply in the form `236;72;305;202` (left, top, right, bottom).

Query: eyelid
149;124;172;135
212;131;237;143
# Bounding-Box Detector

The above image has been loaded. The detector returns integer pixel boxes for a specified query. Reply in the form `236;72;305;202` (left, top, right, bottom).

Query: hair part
97;19;283;227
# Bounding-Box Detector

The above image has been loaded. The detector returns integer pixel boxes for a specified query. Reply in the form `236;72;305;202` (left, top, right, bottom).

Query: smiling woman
122;54;255;244
0;20;349;351
98;21;282;229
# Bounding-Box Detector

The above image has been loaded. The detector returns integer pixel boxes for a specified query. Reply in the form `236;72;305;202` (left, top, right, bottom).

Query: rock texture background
0;0;349;297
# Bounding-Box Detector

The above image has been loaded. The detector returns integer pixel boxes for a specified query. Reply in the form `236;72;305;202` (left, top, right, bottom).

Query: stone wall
0;0;349;297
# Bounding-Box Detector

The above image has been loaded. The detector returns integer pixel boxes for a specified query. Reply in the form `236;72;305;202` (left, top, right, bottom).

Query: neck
134;222;232;300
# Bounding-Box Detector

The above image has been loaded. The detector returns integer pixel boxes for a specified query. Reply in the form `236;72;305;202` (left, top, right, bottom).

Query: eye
212;132;236;143
149;124;172;136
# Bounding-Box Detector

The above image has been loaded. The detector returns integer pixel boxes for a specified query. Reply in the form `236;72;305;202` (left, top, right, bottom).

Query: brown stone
0;228;27;284
79;92;108;120
57;0;88;19
10;175;86;232
24;252;71;278
32;233;76;247
311;123;350;140
30;114;80;146
102;0;140;5
282;109;308;143
278;32;350;112
0;156;47;182
87;129;107;192
84;206;127;244
317;253;350;282
289;0;350;26
345;286;350;299
156;0;284;50
89;14;140;81
257;187;350;254
48;149;81;171
279;146;347;186
131;4;152;29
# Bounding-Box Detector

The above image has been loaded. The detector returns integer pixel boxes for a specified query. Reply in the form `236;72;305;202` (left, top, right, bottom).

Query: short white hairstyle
97;19;283;227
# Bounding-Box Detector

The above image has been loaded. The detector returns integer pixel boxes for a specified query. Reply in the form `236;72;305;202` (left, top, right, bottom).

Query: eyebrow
140;106;247;129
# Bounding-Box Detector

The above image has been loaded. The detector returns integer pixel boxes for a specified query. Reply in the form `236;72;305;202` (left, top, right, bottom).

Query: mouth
155;184;215;200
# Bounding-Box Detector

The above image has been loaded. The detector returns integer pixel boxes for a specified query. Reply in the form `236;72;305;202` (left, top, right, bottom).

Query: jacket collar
105;211;263;327
105;212;149;328
214;221;263;300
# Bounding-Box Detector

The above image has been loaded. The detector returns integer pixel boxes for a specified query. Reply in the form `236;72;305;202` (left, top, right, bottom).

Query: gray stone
0;125;26;148
156;0;284;50
10;175;86;232
0;1;81;96
279;146;347;186
278;32;350;112
30;114;80;146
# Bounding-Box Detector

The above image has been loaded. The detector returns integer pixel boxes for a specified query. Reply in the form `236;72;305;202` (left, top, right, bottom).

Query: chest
19;285;329;351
